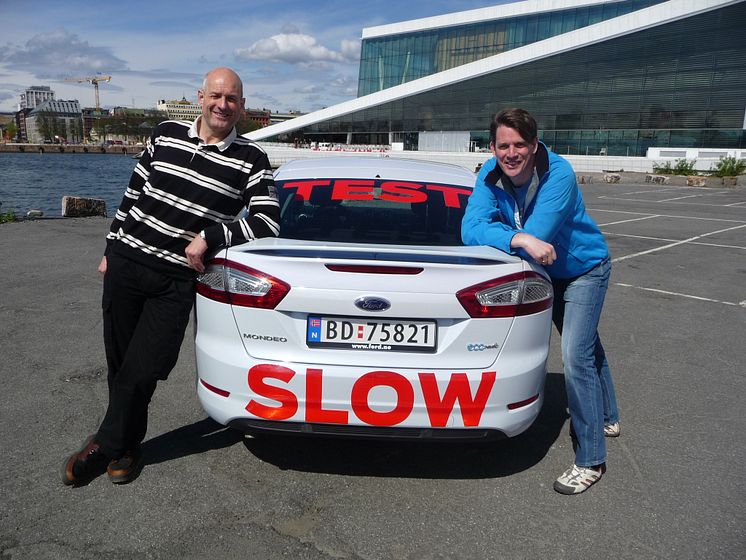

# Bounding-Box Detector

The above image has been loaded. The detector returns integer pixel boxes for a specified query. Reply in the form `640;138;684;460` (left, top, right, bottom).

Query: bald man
62;68;280;485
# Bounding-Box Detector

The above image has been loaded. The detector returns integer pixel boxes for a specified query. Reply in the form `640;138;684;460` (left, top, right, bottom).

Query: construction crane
64;75;112;110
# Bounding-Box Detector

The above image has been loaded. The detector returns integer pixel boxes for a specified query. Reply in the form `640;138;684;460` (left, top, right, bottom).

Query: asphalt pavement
1;180;744;559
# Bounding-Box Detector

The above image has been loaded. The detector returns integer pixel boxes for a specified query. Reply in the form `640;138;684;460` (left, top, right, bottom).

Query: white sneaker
604;422;621;437
553;463;605;495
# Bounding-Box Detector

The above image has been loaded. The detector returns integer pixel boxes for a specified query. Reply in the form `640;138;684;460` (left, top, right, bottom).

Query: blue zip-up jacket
461;142;608;279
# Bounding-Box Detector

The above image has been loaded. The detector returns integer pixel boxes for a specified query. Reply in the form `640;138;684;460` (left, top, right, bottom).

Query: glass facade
358;0;665;96
291;2;746;156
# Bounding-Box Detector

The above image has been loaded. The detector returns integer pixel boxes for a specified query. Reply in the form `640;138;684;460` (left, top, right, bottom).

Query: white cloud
294;84;323;94
0;28;127;78
340;39;361;61
326;74;358;97
234;32;358;66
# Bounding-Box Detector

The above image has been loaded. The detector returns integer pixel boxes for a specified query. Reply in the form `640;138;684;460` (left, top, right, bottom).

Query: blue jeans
552;258;618;467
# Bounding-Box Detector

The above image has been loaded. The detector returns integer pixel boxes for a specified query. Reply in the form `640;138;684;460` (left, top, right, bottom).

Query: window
277;179;470;246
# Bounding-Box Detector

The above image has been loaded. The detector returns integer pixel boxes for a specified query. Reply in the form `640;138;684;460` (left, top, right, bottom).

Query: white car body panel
194;157;553;439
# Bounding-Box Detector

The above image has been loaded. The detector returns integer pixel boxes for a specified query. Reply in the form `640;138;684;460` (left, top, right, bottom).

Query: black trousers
96;253;195;459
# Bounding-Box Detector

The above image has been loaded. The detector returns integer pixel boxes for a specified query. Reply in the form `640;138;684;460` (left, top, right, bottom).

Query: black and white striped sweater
105;119;280;278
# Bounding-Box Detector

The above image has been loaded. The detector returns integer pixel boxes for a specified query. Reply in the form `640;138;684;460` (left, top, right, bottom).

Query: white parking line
614;283;745;307
621;188;681;195
589;208;746;224
726;201;746;207
658;194;705;202
604;231;746;250
612;224;746;262
597;196;744;208
597;215;660;226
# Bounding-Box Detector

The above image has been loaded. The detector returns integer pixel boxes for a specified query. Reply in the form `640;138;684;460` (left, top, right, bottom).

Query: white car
195;156;552;440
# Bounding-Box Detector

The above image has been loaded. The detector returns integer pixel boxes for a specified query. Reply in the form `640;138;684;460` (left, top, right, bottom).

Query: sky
0;0;510;114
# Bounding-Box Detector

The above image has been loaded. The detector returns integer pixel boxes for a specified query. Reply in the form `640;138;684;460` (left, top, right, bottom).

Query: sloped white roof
363;0;621;38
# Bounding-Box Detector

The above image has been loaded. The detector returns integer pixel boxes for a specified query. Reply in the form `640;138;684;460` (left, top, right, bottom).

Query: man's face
198;70;244;140
491;125;538;186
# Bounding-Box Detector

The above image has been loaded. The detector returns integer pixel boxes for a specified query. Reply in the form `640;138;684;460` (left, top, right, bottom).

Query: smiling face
197;68;244;143
491;125;539;186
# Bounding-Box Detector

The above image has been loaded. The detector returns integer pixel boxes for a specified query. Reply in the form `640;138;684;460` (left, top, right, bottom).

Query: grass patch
0;210;17;224
710;156;746;178
652;158;698;175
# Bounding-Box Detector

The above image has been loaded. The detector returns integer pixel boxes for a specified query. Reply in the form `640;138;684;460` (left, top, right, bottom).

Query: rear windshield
277;178;471;246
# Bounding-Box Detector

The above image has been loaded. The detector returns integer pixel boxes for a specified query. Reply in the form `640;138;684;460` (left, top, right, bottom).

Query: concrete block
61;196;107;218
645;174;669;184
686;176;706;187
603;173;621;183
721;176;737;187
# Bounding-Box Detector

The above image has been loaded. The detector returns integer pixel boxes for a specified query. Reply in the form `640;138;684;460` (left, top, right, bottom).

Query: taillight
456;271;553;318
196;258;290;309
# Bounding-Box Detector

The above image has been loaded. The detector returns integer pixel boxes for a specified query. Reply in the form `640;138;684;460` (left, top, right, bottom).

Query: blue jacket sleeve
521;159;577;243
461;159;518;253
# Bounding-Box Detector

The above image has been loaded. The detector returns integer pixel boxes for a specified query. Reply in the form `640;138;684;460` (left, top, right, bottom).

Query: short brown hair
490;108;537;145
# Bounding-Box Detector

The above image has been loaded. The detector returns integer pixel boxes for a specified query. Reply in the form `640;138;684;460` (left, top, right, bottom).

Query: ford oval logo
354;296;391;312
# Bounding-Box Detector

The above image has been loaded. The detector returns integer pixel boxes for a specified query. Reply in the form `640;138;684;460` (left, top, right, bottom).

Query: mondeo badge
355;296;391;312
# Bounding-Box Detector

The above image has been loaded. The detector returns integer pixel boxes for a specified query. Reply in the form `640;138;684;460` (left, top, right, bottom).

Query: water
0;152;138;218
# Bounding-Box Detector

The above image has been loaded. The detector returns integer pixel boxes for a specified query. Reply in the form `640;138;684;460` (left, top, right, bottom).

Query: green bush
0;211;16;224
710;156;746;177
652;158;698;175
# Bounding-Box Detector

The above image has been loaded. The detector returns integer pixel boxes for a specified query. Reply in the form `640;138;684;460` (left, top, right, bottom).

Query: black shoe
61;436;109;486
107;447;143;484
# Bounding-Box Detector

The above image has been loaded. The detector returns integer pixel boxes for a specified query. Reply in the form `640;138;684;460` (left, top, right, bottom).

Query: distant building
246;108;271;128
81;108;109;142
156;97;202;121
110;106;165;119
269;110;304;126
26;99;82;143
20;86;55;110
14;108;32;142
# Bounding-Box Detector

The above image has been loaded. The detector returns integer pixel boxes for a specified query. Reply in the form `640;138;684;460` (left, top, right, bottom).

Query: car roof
274;156;476;188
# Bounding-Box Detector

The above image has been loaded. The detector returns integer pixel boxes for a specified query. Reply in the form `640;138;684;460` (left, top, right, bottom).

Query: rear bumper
196;358;546;438
228;418;508;441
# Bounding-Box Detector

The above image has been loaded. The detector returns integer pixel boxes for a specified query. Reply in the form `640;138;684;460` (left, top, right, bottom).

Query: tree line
22;110;262;144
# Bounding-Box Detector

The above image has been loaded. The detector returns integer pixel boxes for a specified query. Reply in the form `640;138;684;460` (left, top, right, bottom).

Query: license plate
306;316;437;352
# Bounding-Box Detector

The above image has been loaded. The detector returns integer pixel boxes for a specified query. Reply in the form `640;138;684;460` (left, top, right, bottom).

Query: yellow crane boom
64;75;112;110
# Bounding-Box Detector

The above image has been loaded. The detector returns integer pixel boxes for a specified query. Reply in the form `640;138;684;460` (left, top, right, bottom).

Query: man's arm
189;150;280;272
509;232;556;265
99;130;157;273
461;161;518;253
104;133;155;253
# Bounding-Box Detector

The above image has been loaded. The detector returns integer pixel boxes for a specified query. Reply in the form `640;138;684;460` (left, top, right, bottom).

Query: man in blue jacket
462;108;619;494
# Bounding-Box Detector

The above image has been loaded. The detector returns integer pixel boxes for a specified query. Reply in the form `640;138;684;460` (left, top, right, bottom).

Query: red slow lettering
379;181;428;204
332;179;375;201
305;368;349;424
246;364;298;420
351;371;414;426
418;372;496;427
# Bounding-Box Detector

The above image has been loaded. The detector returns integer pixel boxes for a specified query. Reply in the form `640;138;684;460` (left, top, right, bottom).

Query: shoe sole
553;475;602;495
553;481;592;495
61;434;96;486
107;454;143;484
61;455;77;486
